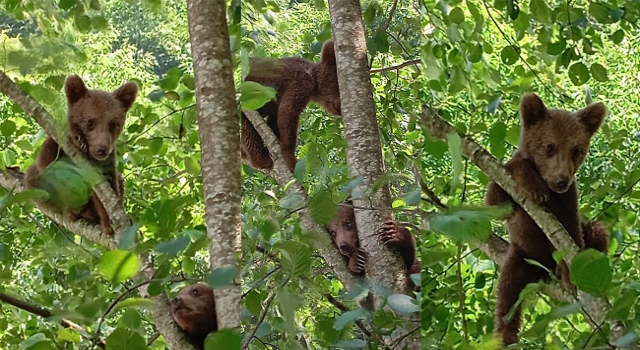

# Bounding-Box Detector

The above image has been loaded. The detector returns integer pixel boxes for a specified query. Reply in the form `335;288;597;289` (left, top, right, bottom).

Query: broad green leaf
241;81;277;111
590;63;608;82
105;328;146;350
118;222;139;250
99;250;140;284
387;294;419;315
449;7;465;24
333;308;368;330
309;187;338;225
429;206;509;243
280;241;311;278
447;131;462;194
570;249;612;296
500;46;518;65
204;329;241;350
112;298;154;313
154;235;190;257
568;62;590;86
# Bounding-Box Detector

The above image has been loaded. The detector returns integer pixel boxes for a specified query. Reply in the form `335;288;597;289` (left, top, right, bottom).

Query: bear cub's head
519;93;606;194
64;75;138;161
171;283;217;336
313;40;341;117
327;201;359;256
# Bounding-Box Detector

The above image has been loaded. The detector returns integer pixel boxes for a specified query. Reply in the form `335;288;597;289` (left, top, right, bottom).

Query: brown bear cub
327;202;421;275
241;40;341;172
171;283;217;349
25;75;137;235
485;93;610;346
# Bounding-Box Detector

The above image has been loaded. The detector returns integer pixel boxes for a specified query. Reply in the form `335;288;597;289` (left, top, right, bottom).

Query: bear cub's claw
348;248;367;274
379;220;401;246
522;179;550;203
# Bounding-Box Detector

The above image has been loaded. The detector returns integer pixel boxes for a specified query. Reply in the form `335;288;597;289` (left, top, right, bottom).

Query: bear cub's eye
330;231;336;238
345;222;352;229
192;289;199;296
545;144;555;155
87;119;94;129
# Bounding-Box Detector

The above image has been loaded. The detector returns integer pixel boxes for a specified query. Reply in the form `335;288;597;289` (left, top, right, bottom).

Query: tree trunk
327;0;411;302
186;0;242;330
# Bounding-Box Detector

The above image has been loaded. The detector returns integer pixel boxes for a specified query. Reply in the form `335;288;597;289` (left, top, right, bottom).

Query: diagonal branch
420;106;627;342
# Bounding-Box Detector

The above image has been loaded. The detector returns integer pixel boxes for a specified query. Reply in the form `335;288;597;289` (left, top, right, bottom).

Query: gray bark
187;0;241;329
327;0;411;304
186;0;242;330
0;71;197;350
420;106;628;343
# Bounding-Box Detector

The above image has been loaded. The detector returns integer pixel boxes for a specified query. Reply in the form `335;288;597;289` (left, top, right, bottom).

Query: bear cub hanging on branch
241;40;341;172
327;201;420;275
171;283;217;350
24;75;137;235
485;93;610;346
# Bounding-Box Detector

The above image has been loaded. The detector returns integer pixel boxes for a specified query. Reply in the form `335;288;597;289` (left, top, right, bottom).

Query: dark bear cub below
241;40;341;172
24;75;137;235
326;202;420;275
171;283;217;350
485;93;610;346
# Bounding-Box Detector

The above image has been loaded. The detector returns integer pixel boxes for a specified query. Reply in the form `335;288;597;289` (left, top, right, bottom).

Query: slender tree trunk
186;0;242;330
327;0;411;301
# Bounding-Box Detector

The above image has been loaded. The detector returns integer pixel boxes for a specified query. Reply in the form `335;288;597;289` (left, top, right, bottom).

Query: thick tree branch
187;0;242;330
420;106;627;342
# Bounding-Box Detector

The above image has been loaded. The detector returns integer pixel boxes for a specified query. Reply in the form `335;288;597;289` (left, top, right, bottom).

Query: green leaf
615;332;639;348
530;0;550;24
333;308;368;330
429;206;508;243
99;250;140;284
309;187;338;225
181;75;195;90
570;248;612;296
105;328;146;350
37;161;100;210
204;329;241;350
0;121;16;137
59;0;75;10
387;294;419;315
590;63;608;82
611;29;624;44
207;265;237;288
500;46;518;65
19;333;47;348
163;91;180;100
449;7;465;24
241;81;277;111
154;235;190;257
568;62;590;86
280;241;311;278
76;15;91;32
148;90;165;101
112;298;154;313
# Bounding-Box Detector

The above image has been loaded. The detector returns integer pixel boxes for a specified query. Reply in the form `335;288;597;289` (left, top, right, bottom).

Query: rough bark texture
0;71;197;350
328;0;411;303
187;0;242;330
243;110;356;288
420;107;627;343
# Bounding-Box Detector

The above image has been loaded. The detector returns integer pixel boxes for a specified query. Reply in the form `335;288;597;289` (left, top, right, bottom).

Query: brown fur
485;94;610;346
241;40;341;172
171;283;217;350
326;202;421;275
24;75;137;235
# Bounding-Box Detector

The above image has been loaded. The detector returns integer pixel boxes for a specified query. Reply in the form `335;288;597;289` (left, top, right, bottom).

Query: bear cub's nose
96;147;107;157
556;179;568;189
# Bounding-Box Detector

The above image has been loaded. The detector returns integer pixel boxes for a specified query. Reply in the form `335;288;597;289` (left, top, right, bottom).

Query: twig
370;59;421;73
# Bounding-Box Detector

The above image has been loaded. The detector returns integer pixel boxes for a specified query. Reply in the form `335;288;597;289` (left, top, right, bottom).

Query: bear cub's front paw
348;248;367;274
521;177;550;203
378;220;402;246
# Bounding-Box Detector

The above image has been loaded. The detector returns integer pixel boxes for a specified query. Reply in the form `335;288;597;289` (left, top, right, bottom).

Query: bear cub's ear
320;40;336;66
113;81;139;111
520;93;547;127
64;75;88;105
576;102;606;135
